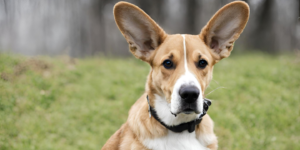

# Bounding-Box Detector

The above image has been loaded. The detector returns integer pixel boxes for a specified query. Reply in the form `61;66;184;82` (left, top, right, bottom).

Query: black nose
179;85;199;103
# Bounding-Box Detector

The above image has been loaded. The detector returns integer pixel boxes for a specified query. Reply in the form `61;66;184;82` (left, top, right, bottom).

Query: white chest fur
142;131;208;150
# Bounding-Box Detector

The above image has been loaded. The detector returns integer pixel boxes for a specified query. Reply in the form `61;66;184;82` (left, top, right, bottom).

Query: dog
102;1;249;150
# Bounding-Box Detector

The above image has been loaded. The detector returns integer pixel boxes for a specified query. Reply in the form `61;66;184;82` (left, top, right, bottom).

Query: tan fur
102;1;249;150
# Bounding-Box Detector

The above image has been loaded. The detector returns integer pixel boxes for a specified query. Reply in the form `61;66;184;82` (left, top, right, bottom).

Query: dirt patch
0;72;10;81
14;58;51;76
14;63;27;75
27;59;50;71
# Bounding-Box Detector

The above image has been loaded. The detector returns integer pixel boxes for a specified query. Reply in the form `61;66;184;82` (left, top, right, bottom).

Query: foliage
0;53;299;150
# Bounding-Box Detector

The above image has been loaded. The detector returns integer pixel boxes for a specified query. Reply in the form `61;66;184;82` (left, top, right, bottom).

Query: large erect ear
114;2;166;62
200;1;250;60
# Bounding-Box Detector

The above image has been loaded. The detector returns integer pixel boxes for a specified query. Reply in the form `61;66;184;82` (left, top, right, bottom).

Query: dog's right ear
114;2;166;62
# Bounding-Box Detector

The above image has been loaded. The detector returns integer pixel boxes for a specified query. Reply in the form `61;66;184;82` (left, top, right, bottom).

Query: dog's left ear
200;1;250;60
114;2;166;62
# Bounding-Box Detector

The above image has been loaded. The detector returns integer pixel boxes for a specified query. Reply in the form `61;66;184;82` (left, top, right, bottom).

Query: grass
0;52;299;150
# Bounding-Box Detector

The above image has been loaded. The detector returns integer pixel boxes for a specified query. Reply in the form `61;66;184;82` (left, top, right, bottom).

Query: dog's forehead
184;35;213;61
184;35;208;53
158;34;184;54
153;34;211;64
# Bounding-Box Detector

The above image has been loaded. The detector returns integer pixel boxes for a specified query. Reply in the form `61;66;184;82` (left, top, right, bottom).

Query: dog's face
114;2;249;119
149;35;214;115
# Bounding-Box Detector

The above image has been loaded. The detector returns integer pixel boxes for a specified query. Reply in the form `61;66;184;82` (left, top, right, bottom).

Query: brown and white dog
102;1;249;150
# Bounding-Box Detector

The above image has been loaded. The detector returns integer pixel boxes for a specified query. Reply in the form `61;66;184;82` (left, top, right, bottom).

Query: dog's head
114;1;249;124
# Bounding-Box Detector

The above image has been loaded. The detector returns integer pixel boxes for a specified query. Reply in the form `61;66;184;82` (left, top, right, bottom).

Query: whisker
206;79;221;91
205;86;226;96
204;98;218;102
211;79;221;86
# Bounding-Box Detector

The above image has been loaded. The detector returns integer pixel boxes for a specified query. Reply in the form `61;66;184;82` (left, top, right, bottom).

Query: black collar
147;96;211;133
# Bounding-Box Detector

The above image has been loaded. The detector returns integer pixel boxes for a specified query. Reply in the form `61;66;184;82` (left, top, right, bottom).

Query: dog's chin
171;108;201;116
181;103;201;114
170;98;202;116
182;108;198;114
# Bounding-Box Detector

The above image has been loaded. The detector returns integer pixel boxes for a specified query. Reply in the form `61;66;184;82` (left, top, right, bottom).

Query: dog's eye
163;59;174;69
198;59;208;69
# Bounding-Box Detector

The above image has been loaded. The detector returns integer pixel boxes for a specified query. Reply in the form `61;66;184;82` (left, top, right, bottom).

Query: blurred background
0;0;300;150
0;0;299;56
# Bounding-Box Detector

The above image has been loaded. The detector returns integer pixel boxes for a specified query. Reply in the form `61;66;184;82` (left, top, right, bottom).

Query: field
0;52;299;150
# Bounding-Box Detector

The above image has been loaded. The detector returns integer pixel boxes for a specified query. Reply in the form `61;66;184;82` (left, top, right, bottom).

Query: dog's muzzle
178;85;201;114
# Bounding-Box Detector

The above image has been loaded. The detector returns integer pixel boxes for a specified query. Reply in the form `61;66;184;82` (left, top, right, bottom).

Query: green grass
0;52;299;150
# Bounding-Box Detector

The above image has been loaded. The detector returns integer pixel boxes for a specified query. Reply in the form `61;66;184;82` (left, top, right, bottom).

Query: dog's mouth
171;99;211;116
175;104;200;115
182;108;195;114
